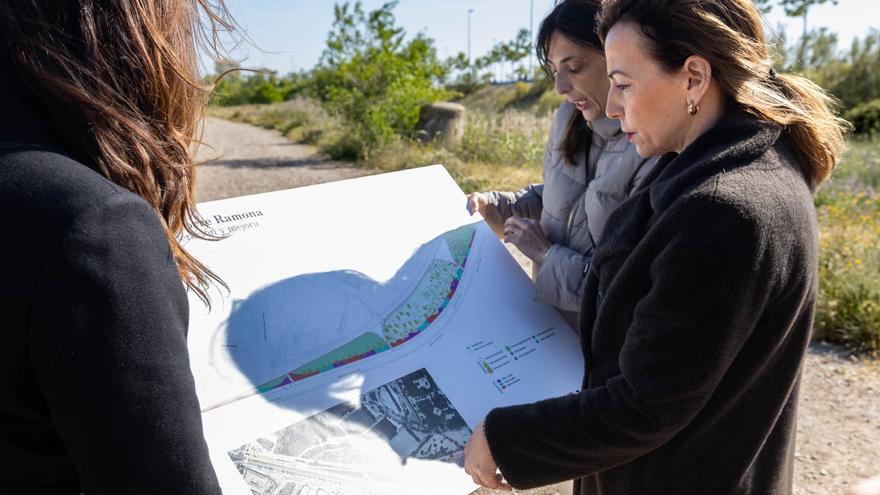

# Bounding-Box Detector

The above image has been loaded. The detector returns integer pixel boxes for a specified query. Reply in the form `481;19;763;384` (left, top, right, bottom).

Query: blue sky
207;0;880;74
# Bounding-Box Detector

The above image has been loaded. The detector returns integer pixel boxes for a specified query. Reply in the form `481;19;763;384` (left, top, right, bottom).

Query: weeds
451;110;550;167
814;189;880;355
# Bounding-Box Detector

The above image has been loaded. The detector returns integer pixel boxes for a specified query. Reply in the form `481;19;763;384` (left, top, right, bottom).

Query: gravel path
194;117;373;202
197;117;880;495
796;344;879;494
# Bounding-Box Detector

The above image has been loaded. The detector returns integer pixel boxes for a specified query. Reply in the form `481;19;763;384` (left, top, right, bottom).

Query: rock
415;102;466;145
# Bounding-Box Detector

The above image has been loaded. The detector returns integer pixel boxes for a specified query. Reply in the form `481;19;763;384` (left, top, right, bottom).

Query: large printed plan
185;165;584;495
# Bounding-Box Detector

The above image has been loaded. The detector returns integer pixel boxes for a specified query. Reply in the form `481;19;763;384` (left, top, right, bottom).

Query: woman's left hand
504;217;552;264
464;420;512;491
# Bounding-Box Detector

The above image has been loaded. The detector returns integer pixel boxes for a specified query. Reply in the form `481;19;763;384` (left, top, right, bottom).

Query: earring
687;101;699;116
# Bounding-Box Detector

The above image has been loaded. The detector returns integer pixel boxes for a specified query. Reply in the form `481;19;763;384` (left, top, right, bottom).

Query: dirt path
795;344;879;494
197;117;879;495
195;117;374;202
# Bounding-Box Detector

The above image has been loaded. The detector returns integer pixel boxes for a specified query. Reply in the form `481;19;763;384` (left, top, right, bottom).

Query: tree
209;66;297;106
778;0;839;38
442;51;491;94
760;0;840;66
825;29;880;109
503;29;533;81
308;1;453;158
770;25;880;111
475;29;533;82
753;0;775;13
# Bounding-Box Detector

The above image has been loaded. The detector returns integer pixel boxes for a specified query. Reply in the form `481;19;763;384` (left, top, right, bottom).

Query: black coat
484;108;818;495
0;57;220;492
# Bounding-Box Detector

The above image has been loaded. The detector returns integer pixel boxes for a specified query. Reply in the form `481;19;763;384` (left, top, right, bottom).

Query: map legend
492;373;521;393
467;327;559;393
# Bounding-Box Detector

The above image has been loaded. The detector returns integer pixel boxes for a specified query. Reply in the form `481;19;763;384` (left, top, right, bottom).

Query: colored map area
383;260;460;345
286;332;390;384
204;225;475;411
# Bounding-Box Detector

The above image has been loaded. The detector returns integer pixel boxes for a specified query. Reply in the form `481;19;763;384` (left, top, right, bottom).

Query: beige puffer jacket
483;101;656;327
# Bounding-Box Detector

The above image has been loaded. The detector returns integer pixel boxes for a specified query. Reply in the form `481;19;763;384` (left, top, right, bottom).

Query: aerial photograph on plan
227;368;471;495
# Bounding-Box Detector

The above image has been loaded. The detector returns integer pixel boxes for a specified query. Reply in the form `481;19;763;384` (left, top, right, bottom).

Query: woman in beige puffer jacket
468;0;655;329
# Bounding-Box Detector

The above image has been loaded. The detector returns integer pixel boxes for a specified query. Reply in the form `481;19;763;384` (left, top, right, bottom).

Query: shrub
771;27;880;112
359;135;543;194
454;78;562;117
252;81;285;104
534;89;565;117
505;76;561;115
845;99;880;136
451;109;549;167
210;70;299;106
513;81;531;100
814;190;880;355
306;1;454;159
207;98;339;148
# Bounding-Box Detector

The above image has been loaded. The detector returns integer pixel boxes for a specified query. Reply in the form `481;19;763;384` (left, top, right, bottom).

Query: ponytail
743;72;850;190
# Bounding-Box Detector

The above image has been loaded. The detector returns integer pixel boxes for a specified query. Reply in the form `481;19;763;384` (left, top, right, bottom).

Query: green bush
845;99;880;136
814;190;880;355
451;109;549;167
454;78;561;117
772;27;880;112
252;82;285;104
207;98;338;147
306;1;454;159
210;70;300;106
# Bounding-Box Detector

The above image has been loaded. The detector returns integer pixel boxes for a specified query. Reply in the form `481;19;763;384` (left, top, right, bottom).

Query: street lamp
467;8;474;64
528;0;534;79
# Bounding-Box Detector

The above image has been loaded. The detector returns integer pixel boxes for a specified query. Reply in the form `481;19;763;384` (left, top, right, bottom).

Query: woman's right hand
467;192;489;217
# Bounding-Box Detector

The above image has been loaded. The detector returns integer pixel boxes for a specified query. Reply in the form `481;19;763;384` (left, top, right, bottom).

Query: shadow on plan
217;224;477;489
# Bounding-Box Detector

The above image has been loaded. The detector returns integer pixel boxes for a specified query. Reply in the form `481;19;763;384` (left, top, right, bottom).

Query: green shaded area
256;375;290;393
293;332;390;375
383;260;457;343
444;225;475;265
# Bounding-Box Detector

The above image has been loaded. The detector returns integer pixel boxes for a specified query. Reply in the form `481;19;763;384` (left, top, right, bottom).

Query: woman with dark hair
0;1;231;492
463;0;848;494
467;0;654;329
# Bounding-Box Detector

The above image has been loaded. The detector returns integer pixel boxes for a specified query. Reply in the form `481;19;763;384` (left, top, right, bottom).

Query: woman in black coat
0;1;232;493
463;1;849;494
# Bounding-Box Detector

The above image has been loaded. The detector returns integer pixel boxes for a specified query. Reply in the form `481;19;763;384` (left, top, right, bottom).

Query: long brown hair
597;0;849;189
0;0;234;304
535;0;603;165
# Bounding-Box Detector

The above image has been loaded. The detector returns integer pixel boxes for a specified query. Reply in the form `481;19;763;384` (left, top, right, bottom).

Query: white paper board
185;165;585;495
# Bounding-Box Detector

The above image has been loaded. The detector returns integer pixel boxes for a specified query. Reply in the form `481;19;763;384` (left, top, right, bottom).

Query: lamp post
528;0;534;79
467;8;474;64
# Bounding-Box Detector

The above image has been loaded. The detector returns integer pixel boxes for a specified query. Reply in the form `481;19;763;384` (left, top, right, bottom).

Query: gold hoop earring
687;102;699;116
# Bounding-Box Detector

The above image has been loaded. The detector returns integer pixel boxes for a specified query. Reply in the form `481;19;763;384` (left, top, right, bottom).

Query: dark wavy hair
597;0;848;189
535;0;603;165
0;0;236;304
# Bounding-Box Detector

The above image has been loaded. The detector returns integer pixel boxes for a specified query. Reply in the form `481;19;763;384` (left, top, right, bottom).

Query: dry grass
814;189;880;354
209;95;548;194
